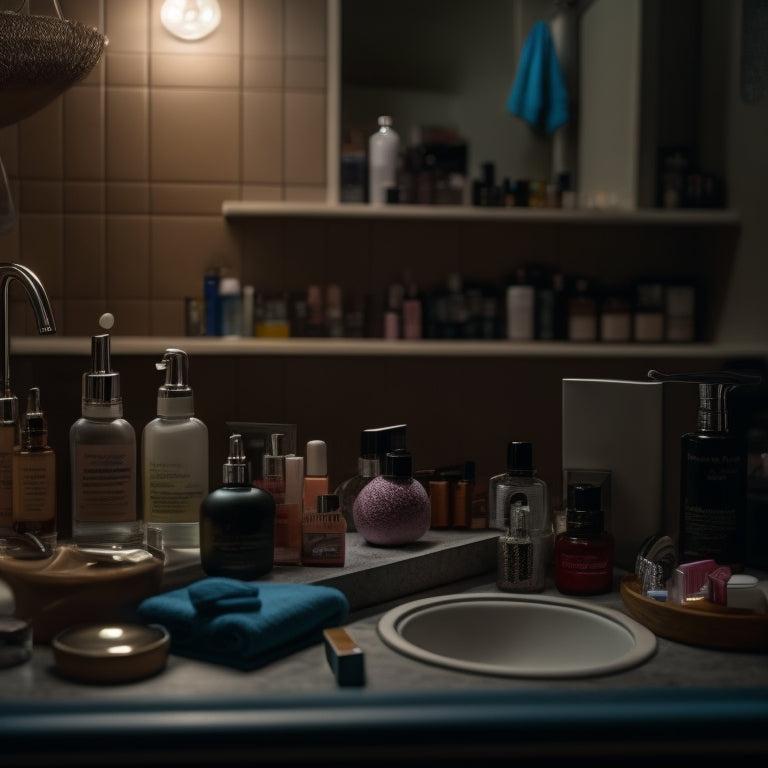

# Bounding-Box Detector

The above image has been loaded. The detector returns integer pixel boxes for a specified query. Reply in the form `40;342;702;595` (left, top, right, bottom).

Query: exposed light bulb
161;0;221;41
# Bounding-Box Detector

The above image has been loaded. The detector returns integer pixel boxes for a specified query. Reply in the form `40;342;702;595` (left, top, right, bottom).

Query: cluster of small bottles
190;266;697;343
489;441;614;596
471;162;576;209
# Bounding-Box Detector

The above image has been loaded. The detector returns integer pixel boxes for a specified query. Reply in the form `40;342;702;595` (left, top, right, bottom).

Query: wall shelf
12;336;767;359
222;201;741;227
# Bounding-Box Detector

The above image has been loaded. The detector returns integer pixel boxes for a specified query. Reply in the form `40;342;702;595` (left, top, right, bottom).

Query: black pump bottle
648;369;761;569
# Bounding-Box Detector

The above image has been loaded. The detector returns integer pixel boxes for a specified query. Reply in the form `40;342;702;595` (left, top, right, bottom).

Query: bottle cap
306;440;327;476
566;483;603;535
383;449;413;480
155;348;194;418
262;432;286;479
361;424;407;461
506;441;533;471
223;433;250;486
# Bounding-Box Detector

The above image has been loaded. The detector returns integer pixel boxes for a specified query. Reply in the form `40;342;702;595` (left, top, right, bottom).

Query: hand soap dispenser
648;369;762;568
70;333;141;547
142;348;208;549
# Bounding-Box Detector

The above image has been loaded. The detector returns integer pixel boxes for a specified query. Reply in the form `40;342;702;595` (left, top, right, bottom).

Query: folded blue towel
136;578;349;670
507;20;569;135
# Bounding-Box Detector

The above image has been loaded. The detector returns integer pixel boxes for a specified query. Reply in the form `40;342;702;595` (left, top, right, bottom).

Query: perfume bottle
200;434;275;579
555;483;614;596
497;492;548;592
12;387;56;548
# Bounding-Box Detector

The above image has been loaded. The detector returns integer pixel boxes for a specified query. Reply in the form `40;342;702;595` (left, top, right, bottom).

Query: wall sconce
160;0;221;41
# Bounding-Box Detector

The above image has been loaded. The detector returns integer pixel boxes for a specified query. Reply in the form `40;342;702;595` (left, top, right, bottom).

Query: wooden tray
620;574;768;652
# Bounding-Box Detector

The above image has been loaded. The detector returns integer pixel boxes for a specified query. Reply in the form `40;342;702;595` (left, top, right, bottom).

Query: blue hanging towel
136;578;350;670
507;20;570;135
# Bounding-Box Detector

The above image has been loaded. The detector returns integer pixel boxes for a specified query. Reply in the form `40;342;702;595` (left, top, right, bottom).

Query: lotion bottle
70;333;141;547
142;348;208;549
368;115;399;204
12;387;56;547
648;368;761;569
200;433;275;579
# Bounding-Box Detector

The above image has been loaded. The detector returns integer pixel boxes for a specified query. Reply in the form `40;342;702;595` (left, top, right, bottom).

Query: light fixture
160;0;221;41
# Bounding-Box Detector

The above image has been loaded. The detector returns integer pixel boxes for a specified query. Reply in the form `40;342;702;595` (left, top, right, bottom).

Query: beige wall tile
285;57;325;90
150;54;240;88
244;0;284;57
64;0;103;30
106;53;149;87
240;184;283;201
150;0;240;55
285;0;326;57
19;101;63;179
107;215;150;299
19;214;63;296
21;181;62;213
243;56;283;89
64;87;104;180
106;88;148;181
284;92;325;184
151;183;239;214
243;91;283;184
64;215;106;298
150;216;240;299
106;183;150;213
64;182;106;213
105;0;150;53
150;299;186;335
283;184;326;202
150;90;239;182
64;299;110;336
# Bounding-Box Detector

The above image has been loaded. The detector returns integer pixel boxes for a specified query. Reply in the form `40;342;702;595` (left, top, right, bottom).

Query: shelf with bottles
221;200;741;227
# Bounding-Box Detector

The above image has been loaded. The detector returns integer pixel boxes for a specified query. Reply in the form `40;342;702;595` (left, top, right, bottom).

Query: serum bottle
200;433;275;579
141;349;208;549
12;387;56;547
648;368;761;568
70;333;141;547
555;483;614;595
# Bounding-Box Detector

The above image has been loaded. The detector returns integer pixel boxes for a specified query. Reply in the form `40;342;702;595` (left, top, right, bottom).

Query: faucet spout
0;263;56;419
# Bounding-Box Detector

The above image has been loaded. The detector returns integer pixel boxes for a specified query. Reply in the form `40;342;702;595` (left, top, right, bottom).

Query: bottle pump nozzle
223;433;250;486
648;369;761;433
155;348;193;417
83;333;121;406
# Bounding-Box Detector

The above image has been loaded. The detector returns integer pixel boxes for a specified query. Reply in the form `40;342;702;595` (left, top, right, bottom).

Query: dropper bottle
70;331;141;547
12;387;56;547
200;433;275;579
648;368;762;568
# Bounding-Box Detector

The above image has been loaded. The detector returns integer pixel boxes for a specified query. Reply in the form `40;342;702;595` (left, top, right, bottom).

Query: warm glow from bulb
161;0;221;41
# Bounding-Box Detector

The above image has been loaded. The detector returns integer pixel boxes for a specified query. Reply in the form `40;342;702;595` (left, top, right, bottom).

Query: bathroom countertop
1;555;767;764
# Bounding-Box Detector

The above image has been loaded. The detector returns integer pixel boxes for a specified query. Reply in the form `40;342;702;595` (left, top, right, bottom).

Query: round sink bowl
378;592;657;678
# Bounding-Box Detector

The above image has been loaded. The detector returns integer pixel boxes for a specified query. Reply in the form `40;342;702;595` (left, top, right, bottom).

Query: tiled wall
0;0;327;336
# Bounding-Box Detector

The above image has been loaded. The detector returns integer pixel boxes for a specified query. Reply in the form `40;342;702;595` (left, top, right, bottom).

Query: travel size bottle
12;387;56;547
368;115;399;204
70;333;141;547
200;433;275;579
648;369;762;568
142;349;208;549
555;483;614;595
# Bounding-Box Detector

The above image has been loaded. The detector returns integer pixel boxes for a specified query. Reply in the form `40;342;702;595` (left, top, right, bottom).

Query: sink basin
378;592;657;678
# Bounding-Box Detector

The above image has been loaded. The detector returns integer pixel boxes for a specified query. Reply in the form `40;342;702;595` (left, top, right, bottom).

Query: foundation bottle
555;483;614;595
303;440;329;514
70;333;141;547
12;387;56;547
200;434;275;579
141;349;208;549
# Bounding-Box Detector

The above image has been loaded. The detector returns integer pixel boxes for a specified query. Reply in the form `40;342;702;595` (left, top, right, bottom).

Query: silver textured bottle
70;333;141;547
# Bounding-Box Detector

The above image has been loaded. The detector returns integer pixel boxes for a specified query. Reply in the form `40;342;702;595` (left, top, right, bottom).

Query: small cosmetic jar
727;575;768;614
52;623;170;684
0;615;33;668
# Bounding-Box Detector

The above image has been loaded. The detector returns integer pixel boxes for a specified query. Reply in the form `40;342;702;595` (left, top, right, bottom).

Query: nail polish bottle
200;433;275;579
12;387;56;548
555;483;614;596
353;449;430;546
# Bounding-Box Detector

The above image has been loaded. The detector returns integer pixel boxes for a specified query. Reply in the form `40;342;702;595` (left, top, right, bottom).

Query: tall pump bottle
648;369;762;569
142;348;208;548
70;333;141;547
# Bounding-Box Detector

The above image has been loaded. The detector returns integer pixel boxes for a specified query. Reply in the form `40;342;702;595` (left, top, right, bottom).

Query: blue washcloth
507;20;569;135
136;578;349;670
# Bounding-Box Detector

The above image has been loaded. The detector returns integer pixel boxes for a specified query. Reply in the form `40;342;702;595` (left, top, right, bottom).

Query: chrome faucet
0;263;56;424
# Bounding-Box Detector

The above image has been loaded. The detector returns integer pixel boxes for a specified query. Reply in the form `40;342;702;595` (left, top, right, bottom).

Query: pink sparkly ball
353;475;431;546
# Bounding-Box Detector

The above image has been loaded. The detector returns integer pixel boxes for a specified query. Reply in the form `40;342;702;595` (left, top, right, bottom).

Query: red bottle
555;483;614;595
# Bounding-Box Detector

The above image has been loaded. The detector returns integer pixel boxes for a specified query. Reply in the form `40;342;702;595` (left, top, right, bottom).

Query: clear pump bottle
200;433;275;579
70;333;141;547
141;349;208;549
12;387;56;547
